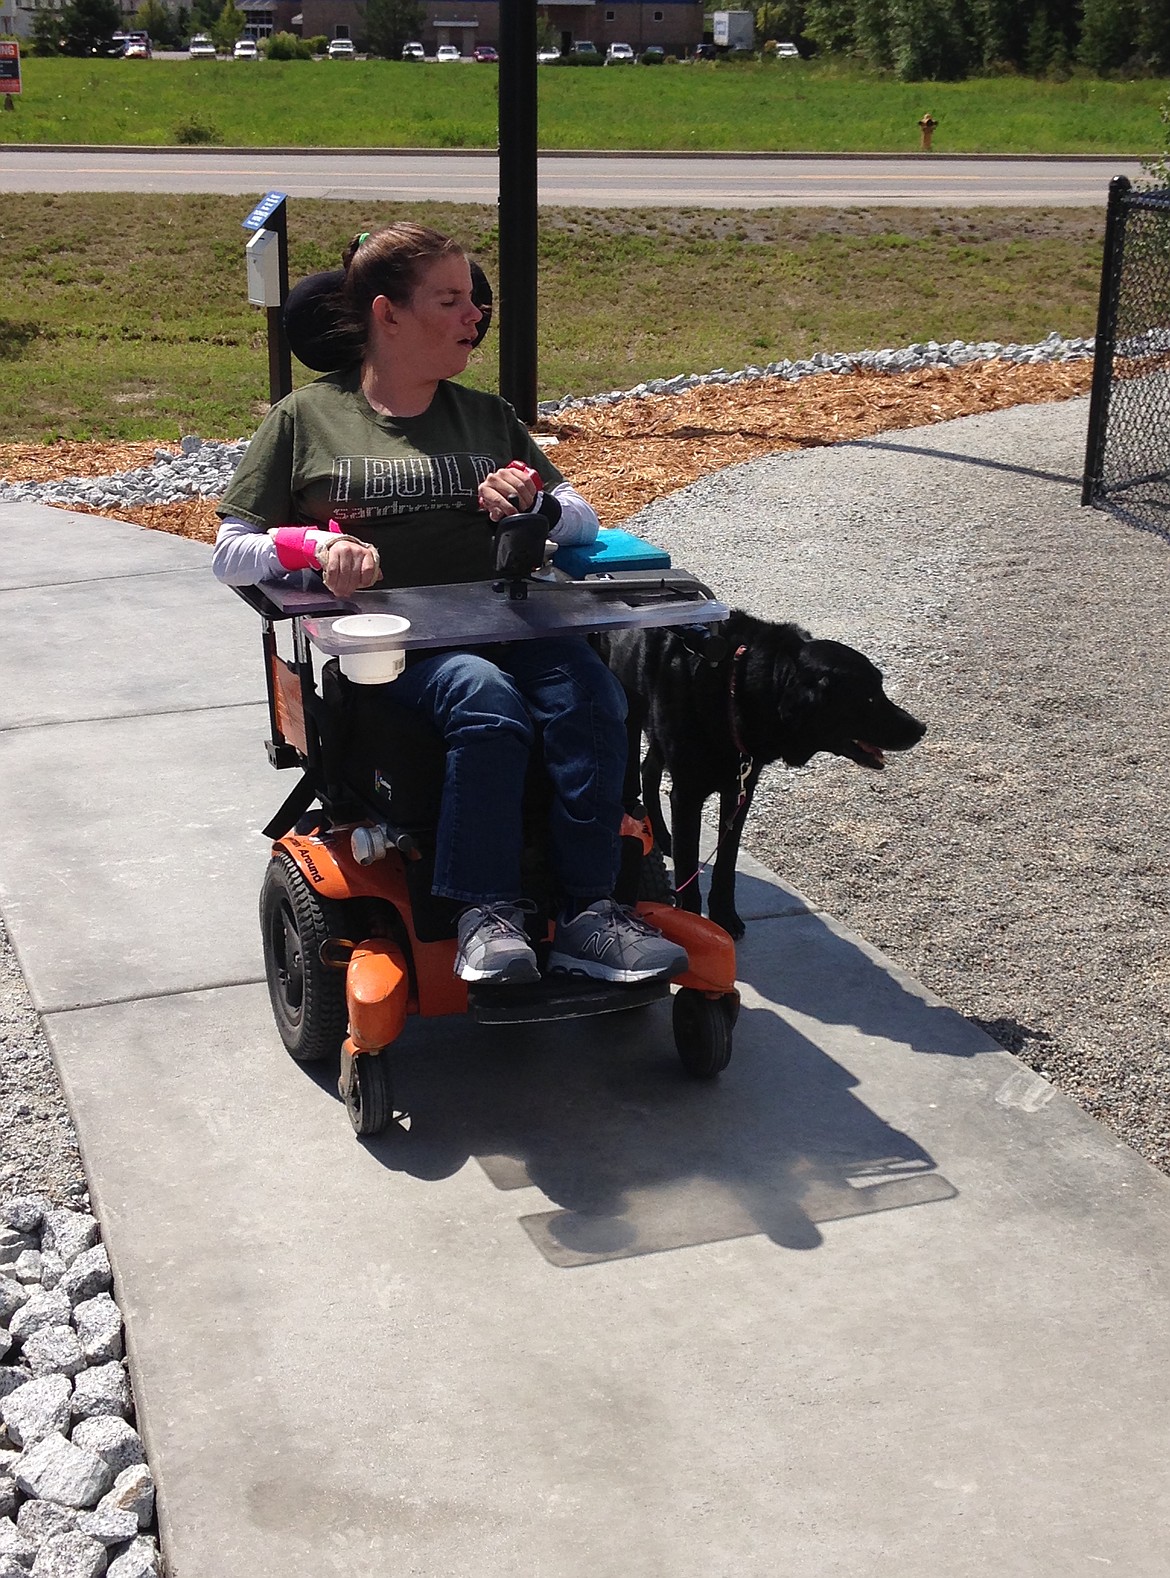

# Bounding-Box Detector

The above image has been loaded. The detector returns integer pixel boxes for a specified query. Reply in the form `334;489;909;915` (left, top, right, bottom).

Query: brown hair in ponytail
338;223;466;352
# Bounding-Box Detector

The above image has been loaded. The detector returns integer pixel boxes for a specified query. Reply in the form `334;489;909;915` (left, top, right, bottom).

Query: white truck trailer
712;10;755;49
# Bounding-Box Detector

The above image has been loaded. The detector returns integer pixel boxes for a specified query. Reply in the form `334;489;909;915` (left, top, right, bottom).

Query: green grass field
0;194;1106;443
0;56;1164;153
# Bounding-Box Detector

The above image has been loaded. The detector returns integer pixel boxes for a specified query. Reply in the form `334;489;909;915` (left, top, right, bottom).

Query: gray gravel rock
0;1284;29;1327
11;1254;42;1287
37;1259;65;1295
40;1219;97;1276
15;1434;114;1510
1;1375;73;1449
0;1556;25;1578
65;1425;140;1483
17;1497;78;1541
29;1530;108;1577
21;1329;86;1383
0;1480;12;1521
105;1538;159;1578
0;1233;36;1267
9;1291;71;1346
69;1368;129;1426
69;1303;121;1369
73;1508;135;1548
0;1518;35;1566
57;1252;109;1311
0;1203;49;1238
0;1372;31;1403
95;1468;151;1533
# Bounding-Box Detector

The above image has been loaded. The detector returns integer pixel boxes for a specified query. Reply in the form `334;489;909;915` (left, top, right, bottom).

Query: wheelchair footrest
467;974;671;1025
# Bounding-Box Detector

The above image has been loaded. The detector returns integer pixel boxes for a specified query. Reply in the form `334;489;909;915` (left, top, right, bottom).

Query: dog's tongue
856;741;886;767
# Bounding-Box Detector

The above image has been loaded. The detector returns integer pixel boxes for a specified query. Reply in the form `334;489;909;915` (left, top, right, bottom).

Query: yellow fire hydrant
918;113;938;152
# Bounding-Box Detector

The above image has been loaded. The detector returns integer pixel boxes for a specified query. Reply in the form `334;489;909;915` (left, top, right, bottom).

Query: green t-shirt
218;371;565;588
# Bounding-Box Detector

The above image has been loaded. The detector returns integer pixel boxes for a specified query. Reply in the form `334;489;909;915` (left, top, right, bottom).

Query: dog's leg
669;780;705;916
706;774;760;939
641;742;671;855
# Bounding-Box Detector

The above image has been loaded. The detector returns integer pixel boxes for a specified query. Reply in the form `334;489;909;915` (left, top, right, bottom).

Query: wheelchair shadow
320;904;966;1267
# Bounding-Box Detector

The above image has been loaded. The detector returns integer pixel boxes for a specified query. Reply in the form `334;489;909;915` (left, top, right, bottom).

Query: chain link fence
1083;176;1170;539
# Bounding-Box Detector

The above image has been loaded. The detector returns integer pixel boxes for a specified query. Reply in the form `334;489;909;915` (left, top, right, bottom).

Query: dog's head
779;638;927;770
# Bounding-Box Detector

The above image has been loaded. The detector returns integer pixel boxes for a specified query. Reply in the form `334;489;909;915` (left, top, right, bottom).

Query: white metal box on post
246;229;282;308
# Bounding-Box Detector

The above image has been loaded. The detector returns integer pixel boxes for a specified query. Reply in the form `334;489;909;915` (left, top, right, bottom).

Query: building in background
296;0;702;53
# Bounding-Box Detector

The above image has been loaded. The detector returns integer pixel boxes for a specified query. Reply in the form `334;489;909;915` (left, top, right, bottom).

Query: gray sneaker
548;899;688;984
455;904;540;985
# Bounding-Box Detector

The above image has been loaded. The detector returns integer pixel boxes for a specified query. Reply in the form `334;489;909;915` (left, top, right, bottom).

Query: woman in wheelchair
212;222;686;990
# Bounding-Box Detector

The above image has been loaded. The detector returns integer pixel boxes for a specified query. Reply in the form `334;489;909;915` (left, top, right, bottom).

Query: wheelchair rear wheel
260;852;350;1064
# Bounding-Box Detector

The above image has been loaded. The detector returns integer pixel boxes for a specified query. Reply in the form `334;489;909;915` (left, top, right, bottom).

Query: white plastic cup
332;614;412;685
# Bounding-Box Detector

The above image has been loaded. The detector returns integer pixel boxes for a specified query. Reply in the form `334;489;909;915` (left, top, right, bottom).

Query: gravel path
0;923;86;1207
626;396;1169;1174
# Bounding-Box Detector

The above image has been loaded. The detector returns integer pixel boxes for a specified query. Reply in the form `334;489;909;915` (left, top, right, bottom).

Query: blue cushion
555;528;672;579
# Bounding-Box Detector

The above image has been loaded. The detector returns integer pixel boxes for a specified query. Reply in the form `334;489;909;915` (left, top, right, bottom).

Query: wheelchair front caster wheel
339;1048;394;1136
673;988;735;1079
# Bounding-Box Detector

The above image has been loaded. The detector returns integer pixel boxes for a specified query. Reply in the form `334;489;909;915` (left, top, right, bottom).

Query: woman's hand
320;536;381;599
479;463;539;523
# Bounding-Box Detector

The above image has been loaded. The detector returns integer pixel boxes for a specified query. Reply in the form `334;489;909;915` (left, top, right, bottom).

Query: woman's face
375;253;483;381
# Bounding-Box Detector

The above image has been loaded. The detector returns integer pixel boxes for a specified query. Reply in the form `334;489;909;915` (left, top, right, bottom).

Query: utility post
497;0;539;423
242;191;292;406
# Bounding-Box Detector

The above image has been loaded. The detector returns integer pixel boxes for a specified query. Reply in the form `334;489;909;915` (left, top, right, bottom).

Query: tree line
755;0;1170;79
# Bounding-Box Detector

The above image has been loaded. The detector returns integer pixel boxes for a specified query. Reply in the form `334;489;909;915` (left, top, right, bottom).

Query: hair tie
357;232;371;247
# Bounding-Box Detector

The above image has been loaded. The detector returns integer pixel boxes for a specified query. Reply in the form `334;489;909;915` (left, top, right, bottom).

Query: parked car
641;45;666;63
692;42;717;58
605;41;635;63
188;34;216;57
327;38;355;57
435;44;461;61
233;38;259;58
401;40;425;59
569;40;599;56
472;44;498;62
123;38;149;58
536;45;561;62
774;40;800;56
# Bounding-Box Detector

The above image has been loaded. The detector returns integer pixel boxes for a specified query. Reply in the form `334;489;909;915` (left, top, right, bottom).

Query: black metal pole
265;197;293;406
1082;174;1130;507
498;0;539;423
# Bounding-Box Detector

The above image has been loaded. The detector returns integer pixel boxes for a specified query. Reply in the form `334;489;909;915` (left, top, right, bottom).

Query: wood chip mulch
0;360;1093;540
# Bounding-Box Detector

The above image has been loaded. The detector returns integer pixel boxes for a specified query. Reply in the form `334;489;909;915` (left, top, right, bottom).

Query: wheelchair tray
296;573;729;659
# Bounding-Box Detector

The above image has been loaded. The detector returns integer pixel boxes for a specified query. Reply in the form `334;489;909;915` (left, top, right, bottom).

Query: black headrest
282;260;494;373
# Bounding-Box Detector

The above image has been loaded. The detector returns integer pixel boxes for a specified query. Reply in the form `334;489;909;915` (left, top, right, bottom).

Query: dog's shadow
319;910;972;1267
677;855;993;1058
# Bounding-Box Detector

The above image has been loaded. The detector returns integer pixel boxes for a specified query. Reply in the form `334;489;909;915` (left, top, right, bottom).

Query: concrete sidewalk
1;430;1168;1575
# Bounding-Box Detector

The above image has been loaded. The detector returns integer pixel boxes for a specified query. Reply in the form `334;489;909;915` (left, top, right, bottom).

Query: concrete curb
0;143;1149;161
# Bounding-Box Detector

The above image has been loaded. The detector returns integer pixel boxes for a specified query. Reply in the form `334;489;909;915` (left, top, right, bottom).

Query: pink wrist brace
271;519;342;572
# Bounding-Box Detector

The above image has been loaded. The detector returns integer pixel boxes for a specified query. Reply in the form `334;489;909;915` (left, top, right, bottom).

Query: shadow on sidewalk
301;907;983;1266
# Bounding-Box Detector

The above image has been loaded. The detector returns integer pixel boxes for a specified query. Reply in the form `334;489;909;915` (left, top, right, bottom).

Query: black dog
603;612;927;938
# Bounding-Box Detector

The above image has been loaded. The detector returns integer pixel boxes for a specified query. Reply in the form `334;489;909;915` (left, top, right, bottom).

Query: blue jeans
388;637;628;905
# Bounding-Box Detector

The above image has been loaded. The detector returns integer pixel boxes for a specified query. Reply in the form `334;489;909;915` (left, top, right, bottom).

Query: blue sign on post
242;192;288;232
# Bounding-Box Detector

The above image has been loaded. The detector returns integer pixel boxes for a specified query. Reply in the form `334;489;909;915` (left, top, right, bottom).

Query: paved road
0;147;1145;205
